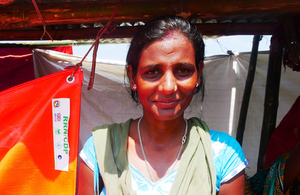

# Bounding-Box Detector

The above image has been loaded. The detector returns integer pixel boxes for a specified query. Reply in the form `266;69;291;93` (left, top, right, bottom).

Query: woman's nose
158;72;177;93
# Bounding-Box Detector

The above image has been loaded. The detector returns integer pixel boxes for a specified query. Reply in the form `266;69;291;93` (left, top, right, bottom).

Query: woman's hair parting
126;15;205;103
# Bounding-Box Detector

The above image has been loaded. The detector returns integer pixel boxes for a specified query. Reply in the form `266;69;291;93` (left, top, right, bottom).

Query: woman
78;16;247;195
245;142;300;194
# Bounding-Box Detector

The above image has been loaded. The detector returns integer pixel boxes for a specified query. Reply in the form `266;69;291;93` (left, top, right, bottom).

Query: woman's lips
153;99;180;108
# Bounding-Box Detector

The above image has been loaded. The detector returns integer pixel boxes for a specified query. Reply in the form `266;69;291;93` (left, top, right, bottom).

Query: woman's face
130;32;202;121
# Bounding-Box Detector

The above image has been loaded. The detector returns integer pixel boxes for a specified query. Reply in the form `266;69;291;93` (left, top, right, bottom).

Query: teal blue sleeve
210;130;248;192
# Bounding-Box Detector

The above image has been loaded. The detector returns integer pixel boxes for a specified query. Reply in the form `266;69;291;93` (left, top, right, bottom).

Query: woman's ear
197;61;204;84
127;65;135;90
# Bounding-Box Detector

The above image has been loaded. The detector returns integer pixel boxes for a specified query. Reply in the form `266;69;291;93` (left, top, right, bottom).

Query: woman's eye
145;69;161;78
175;68;191;77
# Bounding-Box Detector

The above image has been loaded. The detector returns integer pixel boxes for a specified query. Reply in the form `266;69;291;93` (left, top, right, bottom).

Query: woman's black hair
126;15;205;103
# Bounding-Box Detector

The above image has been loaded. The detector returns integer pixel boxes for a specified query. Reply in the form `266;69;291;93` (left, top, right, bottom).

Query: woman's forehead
138;34;195;67
142;32;193;55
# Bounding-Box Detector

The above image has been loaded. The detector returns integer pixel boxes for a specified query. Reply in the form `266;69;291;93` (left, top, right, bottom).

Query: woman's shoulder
209;129;243;152
92;118;133;132
188;117;237;143
86;119;133;148
209;130;235;142
209;129;247;168
209;129;247;188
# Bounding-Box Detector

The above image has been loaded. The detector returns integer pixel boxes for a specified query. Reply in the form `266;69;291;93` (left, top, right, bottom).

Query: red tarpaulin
0;68;82;194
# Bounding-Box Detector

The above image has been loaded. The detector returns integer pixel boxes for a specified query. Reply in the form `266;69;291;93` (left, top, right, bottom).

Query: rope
71;0;123;89
31;0;53;41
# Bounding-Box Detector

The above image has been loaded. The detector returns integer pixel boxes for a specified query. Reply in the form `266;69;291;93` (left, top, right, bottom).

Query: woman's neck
139;115;187;149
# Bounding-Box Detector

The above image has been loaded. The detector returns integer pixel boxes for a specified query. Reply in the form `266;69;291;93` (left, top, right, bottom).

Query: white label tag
52;98;70;171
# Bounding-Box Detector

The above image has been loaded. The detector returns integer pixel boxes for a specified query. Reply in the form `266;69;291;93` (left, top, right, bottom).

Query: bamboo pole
257;34;283;171
236;35;262;146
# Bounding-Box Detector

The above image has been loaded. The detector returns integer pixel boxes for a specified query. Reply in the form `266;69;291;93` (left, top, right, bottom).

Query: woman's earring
174;85;178;92
196;83;199;88
132;84;137;90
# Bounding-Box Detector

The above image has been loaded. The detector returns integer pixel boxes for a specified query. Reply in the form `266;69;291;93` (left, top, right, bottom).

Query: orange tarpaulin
0;68;82;194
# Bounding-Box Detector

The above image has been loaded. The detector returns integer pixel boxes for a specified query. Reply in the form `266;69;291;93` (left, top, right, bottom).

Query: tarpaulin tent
32;49;300;177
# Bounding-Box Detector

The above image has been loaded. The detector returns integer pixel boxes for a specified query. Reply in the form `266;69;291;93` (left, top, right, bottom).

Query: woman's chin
147;108;184;121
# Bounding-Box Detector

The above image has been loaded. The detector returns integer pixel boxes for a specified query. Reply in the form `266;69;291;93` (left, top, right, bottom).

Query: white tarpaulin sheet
33;49;300;177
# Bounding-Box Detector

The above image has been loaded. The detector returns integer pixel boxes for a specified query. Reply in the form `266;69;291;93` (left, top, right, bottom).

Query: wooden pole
236;35;262;146
257;34;283;171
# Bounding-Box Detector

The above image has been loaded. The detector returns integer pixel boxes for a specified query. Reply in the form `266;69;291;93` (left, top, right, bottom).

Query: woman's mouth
153;99;179;108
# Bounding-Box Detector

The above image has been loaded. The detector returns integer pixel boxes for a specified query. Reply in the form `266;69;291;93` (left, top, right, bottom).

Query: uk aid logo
54;113;61;122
